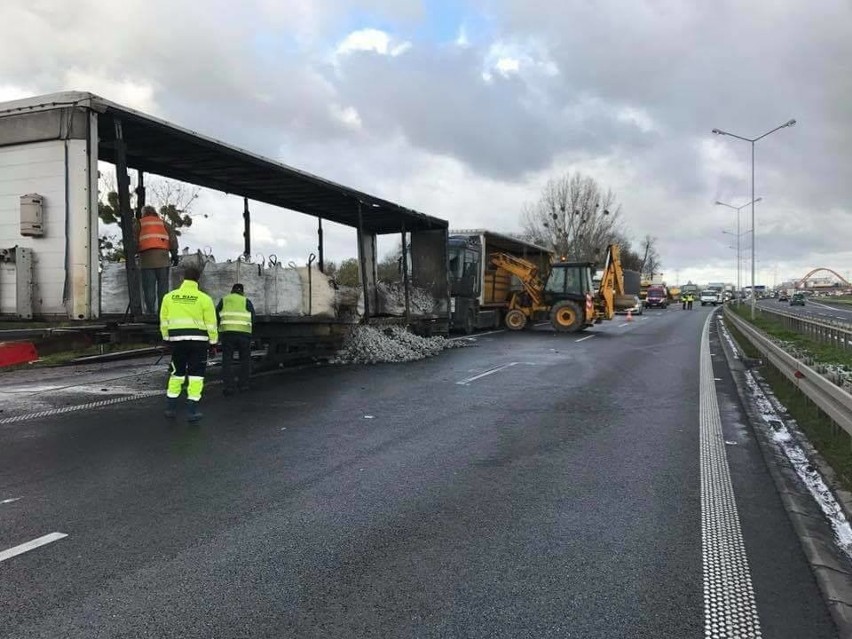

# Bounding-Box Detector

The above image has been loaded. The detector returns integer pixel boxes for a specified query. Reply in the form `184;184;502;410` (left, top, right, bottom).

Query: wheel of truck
550;300;584;333
505;309;528;331
463;311;474;335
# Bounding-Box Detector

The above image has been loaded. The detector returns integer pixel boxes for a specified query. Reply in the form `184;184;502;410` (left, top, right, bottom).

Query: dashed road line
700;313;763;637
1;497;21;505
0;532;68;563
449;329;505;341
457;362;527;385
575;335;595;343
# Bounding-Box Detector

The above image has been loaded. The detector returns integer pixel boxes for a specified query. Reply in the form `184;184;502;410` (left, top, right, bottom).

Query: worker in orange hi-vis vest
135;205;179;315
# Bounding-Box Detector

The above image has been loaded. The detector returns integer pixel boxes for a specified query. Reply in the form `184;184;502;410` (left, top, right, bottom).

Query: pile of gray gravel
331;325;468;365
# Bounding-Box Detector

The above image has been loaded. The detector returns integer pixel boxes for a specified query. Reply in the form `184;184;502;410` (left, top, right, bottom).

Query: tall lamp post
712;119;796;318
716;198;761;304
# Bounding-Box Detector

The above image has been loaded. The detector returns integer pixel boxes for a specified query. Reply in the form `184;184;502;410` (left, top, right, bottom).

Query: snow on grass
744;370;852;557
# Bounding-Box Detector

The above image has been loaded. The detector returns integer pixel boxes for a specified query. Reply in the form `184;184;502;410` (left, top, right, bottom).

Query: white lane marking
617;322;630;327
701;314;763;637
0;390;162;426
575;335;595;343
0;532;68;563
457;362;522;385
1;498;21;505
449;329;505;341
535;321;550;326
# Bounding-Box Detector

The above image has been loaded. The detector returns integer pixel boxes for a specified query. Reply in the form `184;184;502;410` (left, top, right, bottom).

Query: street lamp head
785;119;797;128
754;197;763;203
711;128;724;135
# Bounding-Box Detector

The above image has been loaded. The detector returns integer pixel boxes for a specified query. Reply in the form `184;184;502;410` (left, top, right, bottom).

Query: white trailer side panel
0;138;95;318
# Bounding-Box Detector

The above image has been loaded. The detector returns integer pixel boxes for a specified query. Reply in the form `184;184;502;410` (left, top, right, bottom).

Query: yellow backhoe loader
490;244;633;332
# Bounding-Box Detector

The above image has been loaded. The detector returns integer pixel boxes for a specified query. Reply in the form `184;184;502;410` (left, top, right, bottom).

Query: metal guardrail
723;306;852;436
750;304;852;351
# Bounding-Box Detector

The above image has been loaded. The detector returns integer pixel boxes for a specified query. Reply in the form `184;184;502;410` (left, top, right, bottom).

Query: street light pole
716;198;761;306
712;119;796;318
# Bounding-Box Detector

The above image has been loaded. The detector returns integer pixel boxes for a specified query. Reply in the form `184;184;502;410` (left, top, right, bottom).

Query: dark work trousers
141;267;170;315
221;333;251;391
687;300;694;310
168;341;208;398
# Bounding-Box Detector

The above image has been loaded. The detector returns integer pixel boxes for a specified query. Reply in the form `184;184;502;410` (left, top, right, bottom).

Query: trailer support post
357;201;370;320
243;197;251;260
135;170;145;219
317;217;324;273
114;119;143;320
401;222;411;324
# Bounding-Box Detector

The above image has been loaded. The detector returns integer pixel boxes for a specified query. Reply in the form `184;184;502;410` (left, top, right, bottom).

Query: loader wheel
551;300;584;333
505;309;528;331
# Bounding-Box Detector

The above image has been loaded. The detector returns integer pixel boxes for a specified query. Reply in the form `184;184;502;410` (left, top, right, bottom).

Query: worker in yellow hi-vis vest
216;283;256;395
159;266;218;422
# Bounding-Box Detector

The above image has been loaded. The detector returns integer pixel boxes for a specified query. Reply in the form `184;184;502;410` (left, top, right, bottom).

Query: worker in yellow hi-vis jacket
159;266;218;422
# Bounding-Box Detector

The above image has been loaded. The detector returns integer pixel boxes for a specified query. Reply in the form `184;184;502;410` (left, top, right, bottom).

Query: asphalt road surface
0;307;839;638
758;297;852;325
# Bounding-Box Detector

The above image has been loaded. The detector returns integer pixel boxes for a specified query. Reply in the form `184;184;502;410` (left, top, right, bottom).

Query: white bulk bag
264;261;303;316
296;266;336;317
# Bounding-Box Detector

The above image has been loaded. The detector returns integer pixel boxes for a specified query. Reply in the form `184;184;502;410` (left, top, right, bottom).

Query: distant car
778;293;789;302
645;287;668;308
616;295;643;316
700;290;720;306
790;293;806;306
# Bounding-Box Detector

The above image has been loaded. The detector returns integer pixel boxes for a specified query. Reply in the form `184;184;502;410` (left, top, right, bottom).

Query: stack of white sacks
99;252;337;317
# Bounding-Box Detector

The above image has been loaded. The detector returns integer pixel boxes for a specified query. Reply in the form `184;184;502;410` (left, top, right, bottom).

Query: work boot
187;401;204;423
164;397;178;419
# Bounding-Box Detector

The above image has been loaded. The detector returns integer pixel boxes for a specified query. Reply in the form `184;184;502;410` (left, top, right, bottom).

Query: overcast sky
2;0;850;286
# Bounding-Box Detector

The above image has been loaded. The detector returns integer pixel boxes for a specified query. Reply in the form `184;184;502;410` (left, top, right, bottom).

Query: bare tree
639;234;661;279
522;172;624;263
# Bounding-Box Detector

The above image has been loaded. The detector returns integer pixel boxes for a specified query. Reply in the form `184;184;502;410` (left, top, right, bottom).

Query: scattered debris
364;415;375;419
744;370;852;559
724;441;738;446
331;325;469;365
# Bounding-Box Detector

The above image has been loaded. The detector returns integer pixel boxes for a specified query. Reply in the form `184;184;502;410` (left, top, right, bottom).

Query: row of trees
335;171;660;287
99;170;658;282
521;172;660;278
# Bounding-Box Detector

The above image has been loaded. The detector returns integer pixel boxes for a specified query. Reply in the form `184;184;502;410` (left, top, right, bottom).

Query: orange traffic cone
627;310;633;322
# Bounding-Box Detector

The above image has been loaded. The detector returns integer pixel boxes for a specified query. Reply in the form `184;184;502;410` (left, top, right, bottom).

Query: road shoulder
717;311;852;636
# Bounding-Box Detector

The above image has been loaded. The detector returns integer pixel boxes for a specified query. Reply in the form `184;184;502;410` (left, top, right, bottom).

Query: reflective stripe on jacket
219;293;252;334
138;216;171;252
160;280;218;343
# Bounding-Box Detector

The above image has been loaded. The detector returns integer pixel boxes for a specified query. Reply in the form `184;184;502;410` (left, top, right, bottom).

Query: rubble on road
331;325;468;365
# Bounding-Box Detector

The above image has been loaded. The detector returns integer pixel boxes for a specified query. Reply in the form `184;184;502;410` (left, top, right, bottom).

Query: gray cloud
0;0;850;282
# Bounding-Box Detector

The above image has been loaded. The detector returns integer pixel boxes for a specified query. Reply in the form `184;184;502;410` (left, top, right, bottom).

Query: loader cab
448;237;481;297
543;262;594;302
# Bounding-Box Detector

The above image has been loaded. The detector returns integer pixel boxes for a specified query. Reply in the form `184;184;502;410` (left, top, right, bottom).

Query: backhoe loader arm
489;252;545;308
596;244;626;320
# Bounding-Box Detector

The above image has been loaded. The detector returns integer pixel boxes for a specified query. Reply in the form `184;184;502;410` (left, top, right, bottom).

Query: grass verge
1;342;156;371
726;319;852;493
731;303;852;370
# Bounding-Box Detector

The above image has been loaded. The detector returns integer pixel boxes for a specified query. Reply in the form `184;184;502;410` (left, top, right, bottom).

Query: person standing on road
682;294;687;310
136;205;179;315
160;266;218;422
686;293;694;310
216;283;256;395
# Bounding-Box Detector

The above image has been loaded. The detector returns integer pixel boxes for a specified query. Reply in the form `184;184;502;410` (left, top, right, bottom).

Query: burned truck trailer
0;92;449;362
448;230;552;333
